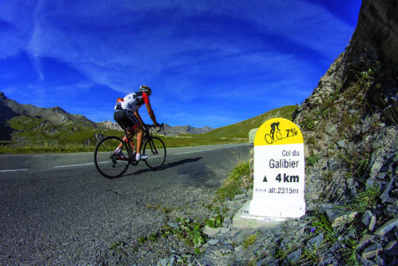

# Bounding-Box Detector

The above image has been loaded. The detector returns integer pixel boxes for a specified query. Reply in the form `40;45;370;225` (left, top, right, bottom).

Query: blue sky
0;0;362;128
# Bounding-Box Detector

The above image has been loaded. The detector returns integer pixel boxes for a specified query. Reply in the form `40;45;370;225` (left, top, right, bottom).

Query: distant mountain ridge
96;121;213;135
0;92;97;141
162;124;213;135
0;92;213;141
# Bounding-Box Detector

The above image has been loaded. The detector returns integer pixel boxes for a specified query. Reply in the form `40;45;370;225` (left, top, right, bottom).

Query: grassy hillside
0;106;297;153
203;105;297;139
162;105;297;148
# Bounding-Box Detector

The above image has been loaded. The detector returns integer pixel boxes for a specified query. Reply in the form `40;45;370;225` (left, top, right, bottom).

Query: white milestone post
249;118;306;218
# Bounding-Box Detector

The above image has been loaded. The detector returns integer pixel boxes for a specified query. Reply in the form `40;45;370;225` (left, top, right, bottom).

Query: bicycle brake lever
157;123;164;133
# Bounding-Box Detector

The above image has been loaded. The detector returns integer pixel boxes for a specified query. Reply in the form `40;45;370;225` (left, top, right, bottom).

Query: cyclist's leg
114;110;139;152
125;110;144;160
133;124;145;160
125;129;135;151
113;110;127;153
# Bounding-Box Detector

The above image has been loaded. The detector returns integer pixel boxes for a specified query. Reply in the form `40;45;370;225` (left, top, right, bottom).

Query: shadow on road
126;157;203;176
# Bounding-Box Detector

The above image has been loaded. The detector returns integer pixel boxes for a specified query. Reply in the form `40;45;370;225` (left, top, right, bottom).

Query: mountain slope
0;92;98;142
96;121;214;135
163;124;213;135
0;93;18;140
202;105;297;139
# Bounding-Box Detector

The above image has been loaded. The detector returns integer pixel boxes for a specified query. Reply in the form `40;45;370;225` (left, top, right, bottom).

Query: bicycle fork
148;139;159;155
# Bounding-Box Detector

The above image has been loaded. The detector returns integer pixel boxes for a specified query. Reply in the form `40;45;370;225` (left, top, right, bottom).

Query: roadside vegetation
121;161;252;257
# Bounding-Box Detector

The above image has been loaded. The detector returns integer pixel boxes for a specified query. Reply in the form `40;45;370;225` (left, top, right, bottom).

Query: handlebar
144;123;164;133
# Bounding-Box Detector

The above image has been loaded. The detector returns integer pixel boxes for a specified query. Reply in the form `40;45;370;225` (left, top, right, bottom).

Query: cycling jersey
114;92;150;113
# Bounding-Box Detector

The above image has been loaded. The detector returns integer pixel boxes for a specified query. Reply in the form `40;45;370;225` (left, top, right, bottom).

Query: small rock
358;234;376;250
386;243;398;256
203;226;221;238
220;228;231;234
167;223;179;229
374;218;398;236
359;256;378;266
362;243;383;259
208;239;219;246
374;256;384;265
362;210;373;226
321;204;358;227
369;216;377;231
307;233;323;248
287;249;301;263
234;194;246;201
380;179;394;204
385;240;397;250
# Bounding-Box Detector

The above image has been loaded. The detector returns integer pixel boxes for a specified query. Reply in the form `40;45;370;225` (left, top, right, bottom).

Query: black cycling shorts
114;109;141;130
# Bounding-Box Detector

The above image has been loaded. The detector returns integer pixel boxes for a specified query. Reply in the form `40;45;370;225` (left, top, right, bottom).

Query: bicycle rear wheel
94;136;130;178
143;136;166;170
264;134;273;144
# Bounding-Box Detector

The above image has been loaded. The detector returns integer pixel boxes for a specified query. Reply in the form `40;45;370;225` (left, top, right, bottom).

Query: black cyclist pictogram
264;121;298;144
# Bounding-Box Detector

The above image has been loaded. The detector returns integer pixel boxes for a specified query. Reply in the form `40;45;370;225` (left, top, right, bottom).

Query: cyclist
113;85;159;161
270;121;280;140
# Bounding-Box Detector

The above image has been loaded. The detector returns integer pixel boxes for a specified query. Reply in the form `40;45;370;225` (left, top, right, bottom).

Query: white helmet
139;85;152;96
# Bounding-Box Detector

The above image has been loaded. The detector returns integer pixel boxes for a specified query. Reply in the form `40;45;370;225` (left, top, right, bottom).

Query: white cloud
0;0;359;128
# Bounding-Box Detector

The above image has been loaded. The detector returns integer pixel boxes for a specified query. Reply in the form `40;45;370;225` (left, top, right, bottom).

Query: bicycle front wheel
275;131;282;141
94;136;130;178
143;136;166;170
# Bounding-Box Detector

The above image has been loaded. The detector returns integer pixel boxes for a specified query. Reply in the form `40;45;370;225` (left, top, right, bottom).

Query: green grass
345;184;380;213
203;105;297;139
243;233;259;249
214;162;251;203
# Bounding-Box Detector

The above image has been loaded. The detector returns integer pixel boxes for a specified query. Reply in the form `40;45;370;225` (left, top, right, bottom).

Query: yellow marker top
254;118;304;146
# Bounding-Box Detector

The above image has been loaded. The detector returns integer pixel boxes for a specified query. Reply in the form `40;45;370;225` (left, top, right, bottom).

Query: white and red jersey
114;92;150;113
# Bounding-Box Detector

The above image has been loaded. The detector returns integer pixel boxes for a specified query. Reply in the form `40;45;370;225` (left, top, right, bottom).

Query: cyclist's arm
134;110;144;124
145;102;159;126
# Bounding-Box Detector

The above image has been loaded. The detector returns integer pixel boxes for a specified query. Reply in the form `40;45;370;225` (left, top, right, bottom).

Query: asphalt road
0;143;251;264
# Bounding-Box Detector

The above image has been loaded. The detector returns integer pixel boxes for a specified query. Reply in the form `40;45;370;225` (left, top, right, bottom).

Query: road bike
264;130;282;144
94;123;166;178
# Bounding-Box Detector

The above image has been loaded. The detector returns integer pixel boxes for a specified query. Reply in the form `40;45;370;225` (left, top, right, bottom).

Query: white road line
0;169;29;173
54;163;94;169
175;148;217;155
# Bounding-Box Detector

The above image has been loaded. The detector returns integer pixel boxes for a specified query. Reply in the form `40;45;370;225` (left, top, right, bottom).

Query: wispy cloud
0;0;360;127
5;0;353;90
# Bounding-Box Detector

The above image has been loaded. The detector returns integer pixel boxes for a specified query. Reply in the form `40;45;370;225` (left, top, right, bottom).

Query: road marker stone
249;118;306;218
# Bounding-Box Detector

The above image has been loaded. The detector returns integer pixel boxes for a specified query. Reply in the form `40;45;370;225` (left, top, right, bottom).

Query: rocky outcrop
286;0;398;264
160;124;214;136
83;133;104;145
96;121;123;131
344;0;398;67
292;0;398;206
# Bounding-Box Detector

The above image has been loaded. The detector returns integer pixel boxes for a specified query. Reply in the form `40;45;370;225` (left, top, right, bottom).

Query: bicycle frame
121;123;164;164
94;122;166;178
